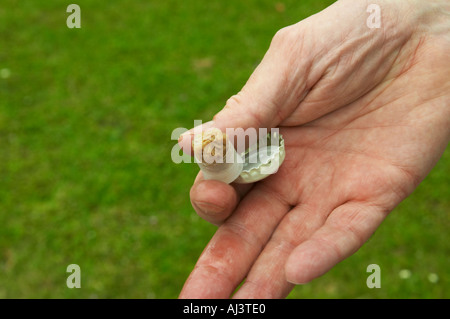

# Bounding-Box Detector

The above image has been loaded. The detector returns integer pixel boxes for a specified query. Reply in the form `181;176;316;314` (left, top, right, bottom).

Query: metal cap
234;132;285;184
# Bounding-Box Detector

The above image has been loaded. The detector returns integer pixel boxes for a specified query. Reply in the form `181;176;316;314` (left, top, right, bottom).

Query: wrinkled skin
178;0;450;298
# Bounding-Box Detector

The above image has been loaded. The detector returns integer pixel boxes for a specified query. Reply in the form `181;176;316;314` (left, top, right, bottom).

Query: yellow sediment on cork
192;128;227;165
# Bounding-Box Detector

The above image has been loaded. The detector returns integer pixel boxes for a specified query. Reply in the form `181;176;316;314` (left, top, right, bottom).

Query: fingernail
178;132;194;154
286;278;307;285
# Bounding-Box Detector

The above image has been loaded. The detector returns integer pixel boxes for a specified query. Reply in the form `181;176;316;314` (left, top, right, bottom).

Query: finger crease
224;221;265;252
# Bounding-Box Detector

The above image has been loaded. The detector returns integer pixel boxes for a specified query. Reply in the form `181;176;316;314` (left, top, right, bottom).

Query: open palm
179;0;449;298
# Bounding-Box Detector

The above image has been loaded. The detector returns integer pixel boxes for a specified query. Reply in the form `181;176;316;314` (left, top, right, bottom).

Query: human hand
178;0;450;298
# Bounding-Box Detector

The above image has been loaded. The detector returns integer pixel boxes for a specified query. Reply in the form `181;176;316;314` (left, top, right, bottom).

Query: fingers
190;172;253;225
232;201;387;298
285;202;388;284
232;203;327;299
179;185;290;299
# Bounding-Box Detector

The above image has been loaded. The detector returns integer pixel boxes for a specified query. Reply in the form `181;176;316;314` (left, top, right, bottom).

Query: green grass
0;0;448;298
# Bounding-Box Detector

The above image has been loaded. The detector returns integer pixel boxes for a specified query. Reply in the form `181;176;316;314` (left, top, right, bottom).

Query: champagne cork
192;128;243;184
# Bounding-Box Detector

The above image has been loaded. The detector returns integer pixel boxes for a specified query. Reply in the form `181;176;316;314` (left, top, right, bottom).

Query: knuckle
225;93;244;110
213;92;249;125
271;25;295;46
212;93;243;123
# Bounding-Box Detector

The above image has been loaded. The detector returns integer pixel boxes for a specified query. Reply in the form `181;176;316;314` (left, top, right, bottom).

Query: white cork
193;128;243;184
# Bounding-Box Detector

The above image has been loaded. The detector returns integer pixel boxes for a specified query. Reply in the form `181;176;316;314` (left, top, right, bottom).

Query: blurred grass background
0;0;448;298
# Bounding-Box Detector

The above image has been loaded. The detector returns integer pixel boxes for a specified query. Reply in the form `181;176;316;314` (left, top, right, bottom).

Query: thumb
178;26;309;153
213;25;307;133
